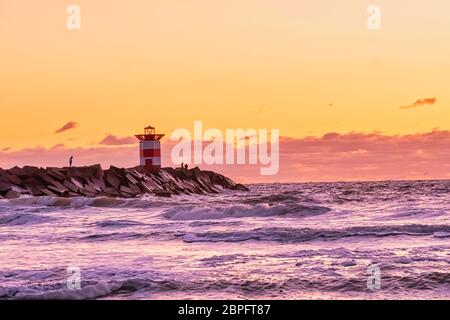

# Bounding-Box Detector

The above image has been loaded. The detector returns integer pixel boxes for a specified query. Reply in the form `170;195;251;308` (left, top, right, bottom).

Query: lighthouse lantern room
135;125;165;171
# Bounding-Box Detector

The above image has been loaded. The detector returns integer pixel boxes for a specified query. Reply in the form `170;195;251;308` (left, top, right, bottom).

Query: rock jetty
0;165;248;199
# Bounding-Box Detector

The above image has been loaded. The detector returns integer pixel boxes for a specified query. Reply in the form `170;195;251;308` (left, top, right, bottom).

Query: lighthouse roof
135;125;165;141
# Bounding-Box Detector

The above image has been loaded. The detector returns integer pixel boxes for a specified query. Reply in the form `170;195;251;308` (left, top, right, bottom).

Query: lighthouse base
144;163;161;171
140;158;161;171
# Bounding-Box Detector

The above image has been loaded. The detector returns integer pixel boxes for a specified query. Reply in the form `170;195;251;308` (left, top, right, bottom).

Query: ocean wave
3;261;450;300
433;232;450;238
7;271;450;299
0;213;54;226
163;203;331;221
5;196;168;209
59;228;179;243
242;192;301;204
387;208;447;219
78;232;148;242
13;281;121;300
7;196;94;208
94;220;146;228
70;229;178;242
4;278;178;300
182;224;450;243
188;220;242;227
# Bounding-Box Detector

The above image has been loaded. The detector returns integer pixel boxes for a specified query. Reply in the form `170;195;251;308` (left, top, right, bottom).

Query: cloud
3;129;450;183
163;129;450;183
97;134;136;146
55;121;78;133
400;98;436;110
50;143;66;150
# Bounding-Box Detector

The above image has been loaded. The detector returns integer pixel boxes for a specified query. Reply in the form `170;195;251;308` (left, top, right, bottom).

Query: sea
1;180;450;299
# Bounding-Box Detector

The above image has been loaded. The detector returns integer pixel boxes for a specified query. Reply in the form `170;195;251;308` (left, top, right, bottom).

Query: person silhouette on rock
69;156;74;167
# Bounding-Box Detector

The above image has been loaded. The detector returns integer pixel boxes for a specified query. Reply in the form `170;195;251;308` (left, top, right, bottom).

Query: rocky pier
0;165;248;199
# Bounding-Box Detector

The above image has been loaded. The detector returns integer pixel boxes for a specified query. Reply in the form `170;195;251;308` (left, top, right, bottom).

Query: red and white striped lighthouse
135;125;165;171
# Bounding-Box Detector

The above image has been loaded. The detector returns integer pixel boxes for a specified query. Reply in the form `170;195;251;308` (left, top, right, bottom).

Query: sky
1;0;450;182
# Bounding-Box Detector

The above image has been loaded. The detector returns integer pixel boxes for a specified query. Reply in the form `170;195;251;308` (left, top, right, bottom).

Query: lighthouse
135;125;165;171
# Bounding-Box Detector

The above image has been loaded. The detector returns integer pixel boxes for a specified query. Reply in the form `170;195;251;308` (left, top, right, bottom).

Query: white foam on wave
163;203;293;221
16;281;121;300
5;196;169;209
7;196;95;208
163;203;331;221
183;233;205;242
181;224;450;243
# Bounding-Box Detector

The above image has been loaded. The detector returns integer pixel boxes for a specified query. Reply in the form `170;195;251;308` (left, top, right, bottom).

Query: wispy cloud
401;98;436;110
55;121;78;133
50;143;66;150
97;134;136;146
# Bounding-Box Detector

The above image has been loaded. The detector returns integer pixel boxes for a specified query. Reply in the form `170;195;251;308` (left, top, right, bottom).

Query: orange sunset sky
1;0;450;182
